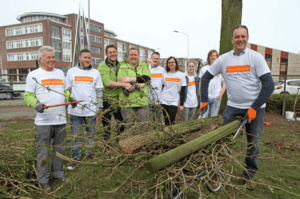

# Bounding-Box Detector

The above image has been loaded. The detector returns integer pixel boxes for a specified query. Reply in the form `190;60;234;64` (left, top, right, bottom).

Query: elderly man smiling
23;46;75;191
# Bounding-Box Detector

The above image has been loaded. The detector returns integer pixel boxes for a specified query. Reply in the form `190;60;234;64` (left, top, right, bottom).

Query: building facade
247;43;300;83
0;12;154;85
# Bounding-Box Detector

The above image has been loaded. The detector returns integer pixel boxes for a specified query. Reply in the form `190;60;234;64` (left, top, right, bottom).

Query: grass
1;112;300;198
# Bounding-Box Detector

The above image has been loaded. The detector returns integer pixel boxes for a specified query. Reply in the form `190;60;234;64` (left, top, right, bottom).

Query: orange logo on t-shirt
216;74;220;77
165;78;180;83
188;81;195;86
75;76;94;82
151;73;163;78
226;65;251;74
41;79;64;86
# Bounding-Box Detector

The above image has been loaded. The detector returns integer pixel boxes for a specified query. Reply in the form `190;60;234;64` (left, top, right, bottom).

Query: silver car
273;79;300;95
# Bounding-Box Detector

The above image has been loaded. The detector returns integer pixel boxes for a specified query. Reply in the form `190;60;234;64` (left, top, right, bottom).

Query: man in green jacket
98;45;134;140
118;47;151;123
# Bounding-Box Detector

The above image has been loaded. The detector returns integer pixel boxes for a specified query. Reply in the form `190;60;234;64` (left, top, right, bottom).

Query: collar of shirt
105;57;119;68
233;48;247;56
77;63;93;70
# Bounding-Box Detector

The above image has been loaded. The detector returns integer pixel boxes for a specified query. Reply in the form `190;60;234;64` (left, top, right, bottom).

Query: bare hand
179;106;184;112
217;95;222;100
125;83;135;91
120;76;131;83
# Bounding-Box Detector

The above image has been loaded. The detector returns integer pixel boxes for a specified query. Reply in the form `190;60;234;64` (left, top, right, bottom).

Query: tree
219;0;243;55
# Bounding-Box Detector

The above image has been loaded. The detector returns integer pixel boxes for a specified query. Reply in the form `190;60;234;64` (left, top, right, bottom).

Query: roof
17;12;66;22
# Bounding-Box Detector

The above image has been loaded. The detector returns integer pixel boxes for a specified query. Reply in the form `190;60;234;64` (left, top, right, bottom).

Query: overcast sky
1;0;300;60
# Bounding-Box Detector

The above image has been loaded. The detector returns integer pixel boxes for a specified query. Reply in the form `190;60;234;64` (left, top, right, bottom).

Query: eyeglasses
168;62;175;64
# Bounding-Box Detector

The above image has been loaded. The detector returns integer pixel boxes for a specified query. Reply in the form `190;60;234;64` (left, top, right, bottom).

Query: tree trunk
219;0;243;55
145;120;241;172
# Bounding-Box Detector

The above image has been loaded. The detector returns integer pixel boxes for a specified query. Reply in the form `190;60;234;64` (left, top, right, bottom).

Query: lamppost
174;30;189;72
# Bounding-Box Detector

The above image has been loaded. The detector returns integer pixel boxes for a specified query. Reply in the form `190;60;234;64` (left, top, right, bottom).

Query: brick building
159;58;203;73
247;43;300;83
0;12;154;86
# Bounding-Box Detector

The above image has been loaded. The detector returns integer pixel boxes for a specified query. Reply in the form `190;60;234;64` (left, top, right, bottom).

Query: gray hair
38;46;54;59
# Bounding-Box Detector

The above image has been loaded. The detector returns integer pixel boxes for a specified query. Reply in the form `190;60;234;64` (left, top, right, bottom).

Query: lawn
0;111;300;199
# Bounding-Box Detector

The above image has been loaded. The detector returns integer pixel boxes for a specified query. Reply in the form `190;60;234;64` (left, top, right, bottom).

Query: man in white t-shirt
66;49;104;170
200;25;274;190
24;46;76;191
147;52;165;122
199;50;226;118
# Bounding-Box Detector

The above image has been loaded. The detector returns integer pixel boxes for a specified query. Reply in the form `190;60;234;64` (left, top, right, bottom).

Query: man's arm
200;71;214;102
251;73;274;111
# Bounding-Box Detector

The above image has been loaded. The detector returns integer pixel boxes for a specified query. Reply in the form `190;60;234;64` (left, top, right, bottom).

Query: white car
273;79;300;95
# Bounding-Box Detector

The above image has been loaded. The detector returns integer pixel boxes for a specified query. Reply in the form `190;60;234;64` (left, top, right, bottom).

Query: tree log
119;117;222;153
145;120;241;172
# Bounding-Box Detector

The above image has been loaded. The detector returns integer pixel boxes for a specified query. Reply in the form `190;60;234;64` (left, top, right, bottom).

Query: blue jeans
201;98;221;118
222;106;265;179
70;115;96;160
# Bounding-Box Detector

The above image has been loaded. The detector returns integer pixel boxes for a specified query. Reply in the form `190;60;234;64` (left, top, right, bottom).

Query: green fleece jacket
98;59;124;102
117;62;151;107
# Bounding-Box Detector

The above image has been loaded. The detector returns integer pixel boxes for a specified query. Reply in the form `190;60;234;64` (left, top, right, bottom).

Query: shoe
41;183;51;192
207;174;221;190
67;162;78;170
244;178;256;190
54;176;69;182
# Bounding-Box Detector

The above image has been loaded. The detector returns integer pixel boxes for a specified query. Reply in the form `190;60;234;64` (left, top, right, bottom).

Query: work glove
68;97;77;108
244;107;257;123
35;102;46;113
199;102;208;115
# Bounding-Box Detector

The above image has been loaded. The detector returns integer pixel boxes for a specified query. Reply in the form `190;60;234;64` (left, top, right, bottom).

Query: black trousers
102;100;124;140
161;104;178;125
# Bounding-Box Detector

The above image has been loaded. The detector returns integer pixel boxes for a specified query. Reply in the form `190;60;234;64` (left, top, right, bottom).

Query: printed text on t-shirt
75;76;94;82
226;65;251;74
151;73;163;78
165;78;180;83
188;81;195;86
41;79;64;86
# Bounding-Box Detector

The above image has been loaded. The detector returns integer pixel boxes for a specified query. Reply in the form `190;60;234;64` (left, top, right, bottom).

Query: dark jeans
70;115;96;160
162;104;178;125
223;105;265;179
35;124;66;183
102;100;124;140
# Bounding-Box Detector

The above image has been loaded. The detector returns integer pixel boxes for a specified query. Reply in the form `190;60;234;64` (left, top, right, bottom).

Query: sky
1;0;299;61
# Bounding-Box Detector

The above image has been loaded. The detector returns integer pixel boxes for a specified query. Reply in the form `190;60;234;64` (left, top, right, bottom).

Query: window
16;27;22;35
90;24;102;32
51;39;61;51
8;69;17;82
63;42;71;49
5;24;42;37
55;52;61;61
6;29;13;36
7;54;14;61
91;47;101;54
129;45;136;49
51;25;61;38
63;28;72;37
148;50;153;59
17;54;23;61
117;42;127;61
266;54;272;70
92;58;102;65
6;41;14;49
90;35;102;43
19;68;29;82
63;54;71;62
140;48;146;62
16;41;23;48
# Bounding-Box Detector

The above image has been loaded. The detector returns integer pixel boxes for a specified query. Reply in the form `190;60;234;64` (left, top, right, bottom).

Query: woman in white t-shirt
161;56;187;125
182;61;200;122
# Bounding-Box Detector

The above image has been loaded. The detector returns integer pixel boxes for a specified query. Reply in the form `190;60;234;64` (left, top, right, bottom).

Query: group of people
24;24;274;192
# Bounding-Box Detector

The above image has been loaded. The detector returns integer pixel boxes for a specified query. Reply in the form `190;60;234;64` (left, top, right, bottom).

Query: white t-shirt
148;66;166;104
199;65;224;99
208;48;271;109
161;71;187;106
25;68;67;125
184;76;198;108
66;67;103;117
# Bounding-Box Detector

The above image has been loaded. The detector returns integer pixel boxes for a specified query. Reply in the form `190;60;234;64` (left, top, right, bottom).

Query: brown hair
105;44;117;54
232;24;249;37
207;50;219;65
80;49;91;55
166;56;179;72
128;47;139;55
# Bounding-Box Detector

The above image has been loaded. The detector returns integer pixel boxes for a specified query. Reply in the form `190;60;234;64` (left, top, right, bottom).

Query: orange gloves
245;107;257;123
199;102;208;114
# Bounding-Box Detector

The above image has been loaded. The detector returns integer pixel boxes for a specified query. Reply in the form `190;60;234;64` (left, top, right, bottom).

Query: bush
219;92;300;115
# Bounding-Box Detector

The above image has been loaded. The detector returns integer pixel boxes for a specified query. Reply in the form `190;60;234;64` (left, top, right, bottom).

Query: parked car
273;79;300;95
0;84;21;100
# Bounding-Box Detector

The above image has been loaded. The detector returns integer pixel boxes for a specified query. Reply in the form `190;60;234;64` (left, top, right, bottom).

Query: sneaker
41;183;51;192
54;176;69;183
245;179;256;190
67;163;78;171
